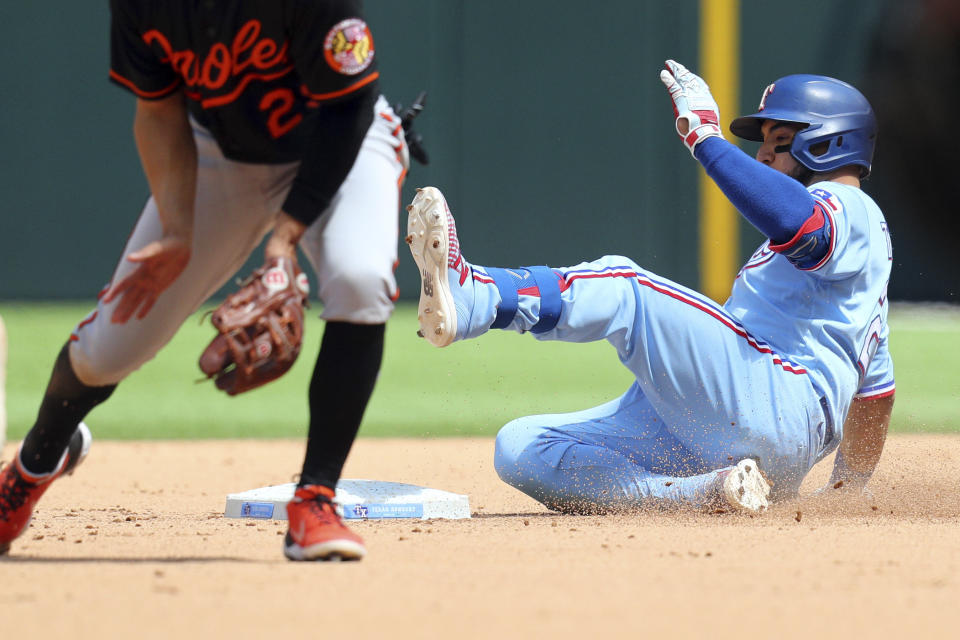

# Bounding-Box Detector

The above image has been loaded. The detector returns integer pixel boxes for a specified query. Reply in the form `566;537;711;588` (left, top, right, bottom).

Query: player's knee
494;419;540;486
69;341;146;387
496;421;579;512
318;268;395;323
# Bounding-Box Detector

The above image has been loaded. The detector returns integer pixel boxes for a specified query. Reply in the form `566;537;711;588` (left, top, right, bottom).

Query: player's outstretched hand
103;235;191;324
659;59;724;156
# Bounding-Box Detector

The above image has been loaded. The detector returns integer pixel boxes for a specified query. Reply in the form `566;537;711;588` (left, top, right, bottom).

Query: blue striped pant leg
494;383;730;511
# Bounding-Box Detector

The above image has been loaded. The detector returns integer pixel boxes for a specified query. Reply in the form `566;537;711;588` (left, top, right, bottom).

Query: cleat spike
404;186;460;348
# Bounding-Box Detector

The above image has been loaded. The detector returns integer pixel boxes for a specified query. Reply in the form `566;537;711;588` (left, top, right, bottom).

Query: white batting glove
659;59;724;156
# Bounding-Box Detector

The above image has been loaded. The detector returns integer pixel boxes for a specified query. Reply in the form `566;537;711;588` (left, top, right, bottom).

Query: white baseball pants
70;96;406;386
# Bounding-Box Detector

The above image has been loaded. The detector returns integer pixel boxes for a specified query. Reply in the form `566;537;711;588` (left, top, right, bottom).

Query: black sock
20;343;116;474
298;322;384;488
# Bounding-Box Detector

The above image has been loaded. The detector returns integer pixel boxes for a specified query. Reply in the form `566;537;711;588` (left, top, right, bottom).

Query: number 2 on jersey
857;222;892;379
260;88;303;139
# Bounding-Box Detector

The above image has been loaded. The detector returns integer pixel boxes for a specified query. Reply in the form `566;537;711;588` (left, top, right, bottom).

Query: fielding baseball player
0;0;422;561
406;61;895;513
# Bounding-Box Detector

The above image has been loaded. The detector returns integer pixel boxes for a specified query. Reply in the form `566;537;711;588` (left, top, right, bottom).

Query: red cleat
0;422;92;555
283;485;366;561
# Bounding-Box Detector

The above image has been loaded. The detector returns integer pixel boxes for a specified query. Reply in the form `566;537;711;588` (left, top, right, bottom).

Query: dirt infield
2;435;958;639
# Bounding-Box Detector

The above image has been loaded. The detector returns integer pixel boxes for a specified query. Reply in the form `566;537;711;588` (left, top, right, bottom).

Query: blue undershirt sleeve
694;137;815;244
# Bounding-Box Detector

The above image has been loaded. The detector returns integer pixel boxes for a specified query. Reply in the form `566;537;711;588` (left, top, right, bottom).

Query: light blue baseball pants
459;256;831;511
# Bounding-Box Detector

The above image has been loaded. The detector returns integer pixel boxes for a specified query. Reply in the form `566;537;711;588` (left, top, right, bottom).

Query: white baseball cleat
405;187;470;348
721;458;770;513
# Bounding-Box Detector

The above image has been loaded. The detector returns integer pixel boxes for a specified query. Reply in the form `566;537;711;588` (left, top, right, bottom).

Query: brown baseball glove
198;257;309;395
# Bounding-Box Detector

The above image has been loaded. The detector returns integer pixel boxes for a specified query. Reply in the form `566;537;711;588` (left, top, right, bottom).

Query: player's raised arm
659;60;817;249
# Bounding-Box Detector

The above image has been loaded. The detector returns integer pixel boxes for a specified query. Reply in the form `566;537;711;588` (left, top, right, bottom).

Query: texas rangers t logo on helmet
758;83;775;111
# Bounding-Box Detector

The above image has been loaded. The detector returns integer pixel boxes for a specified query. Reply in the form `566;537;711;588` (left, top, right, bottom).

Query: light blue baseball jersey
724;181;895;441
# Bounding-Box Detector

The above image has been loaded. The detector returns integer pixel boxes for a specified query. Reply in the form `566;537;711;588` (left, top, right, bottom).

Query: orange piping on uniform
390;259;401;301
300;72;379;102
70;310;100;342
109;70;181;99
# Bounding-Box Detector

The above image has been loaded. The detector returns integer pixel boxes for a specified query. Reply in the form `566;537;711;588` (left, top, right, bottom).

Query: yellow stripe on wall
699;0;740;302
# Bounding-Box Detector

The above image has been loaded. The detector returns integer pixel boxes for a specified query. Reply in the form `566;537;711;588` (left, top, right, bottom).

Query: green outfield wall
2;0;953;302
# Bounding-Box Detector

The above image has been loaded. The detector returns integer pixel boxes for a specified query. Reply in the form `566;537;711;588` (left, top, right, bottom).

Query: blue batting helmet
730;75;877;178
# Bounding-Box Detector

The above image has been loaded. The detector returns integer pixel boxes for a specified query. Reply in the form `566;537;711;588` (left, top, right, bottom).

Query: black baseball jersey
109;0;380;223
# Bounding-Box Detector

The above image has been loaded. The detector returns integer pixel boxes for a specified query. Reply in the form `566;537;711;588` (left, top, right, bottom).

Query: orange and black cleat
0;423;92;555
283;484;366;561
